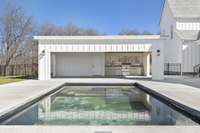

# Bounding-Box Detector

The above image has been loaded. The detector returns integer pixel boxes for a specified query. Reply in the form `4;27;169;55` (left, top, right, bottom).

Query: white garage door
53;53;105;77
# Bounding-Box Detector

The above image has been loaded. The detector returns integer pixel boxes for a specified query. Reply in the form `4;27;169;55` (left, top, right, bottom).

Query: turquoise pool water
5;86;199;125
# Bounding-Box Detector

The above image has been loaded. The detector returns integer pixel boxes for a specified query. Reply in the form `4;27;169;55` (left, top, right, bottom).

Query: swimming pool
2;85;199;125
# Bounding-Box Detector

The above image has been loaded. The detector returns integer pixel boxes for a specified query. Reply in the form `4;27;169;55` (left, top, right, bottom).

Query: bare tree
37;23;64;36
64;23;82;35
119;29;140;35
119;29;153;35
82;29;98;36
141;31;153;35
38;23;98;36
0;3;33;75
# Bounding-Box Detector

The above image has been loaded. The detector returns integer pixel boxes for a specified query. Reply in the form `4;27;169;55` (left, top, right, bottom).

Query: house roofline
159;0;166;25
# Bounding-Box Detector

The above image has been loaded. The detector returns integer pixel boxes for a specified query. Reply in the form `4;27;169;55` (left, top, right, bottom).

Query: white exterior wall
177;20;200;72
160;1;182;64
54;52;105;77
178;20;200;72
182;44;200;72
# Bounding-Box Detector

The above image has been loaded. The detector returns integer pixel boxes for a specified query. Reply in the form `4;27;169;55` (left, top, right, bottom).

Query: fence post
167;63;170;74
0;65;1;76
180;64;182;76
24;64;27;76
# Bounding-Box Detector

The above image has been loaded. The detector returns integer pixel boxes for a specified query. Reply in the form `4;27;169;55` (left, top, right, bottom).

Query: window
170;25;174;39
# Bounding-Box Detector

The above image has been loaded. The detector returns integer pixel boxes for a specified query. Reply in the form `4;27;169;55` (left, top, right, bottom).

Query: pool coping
0;126;200;133
134;83;200;124
0;82;199;125
0;82;66;124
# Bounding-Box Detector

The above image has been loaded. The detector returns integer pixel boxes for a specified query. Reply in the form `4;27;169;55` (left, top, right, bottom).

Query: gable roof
167;0;200;18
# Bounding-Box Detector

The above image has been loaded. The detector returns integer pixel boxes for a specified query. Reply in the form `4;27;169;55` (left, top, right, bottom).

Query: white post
38;44;45;80
45;51;51;80
52;54;56;77
38;44;51;80
152;41;164;80
146;53;150;77
143;53;150;77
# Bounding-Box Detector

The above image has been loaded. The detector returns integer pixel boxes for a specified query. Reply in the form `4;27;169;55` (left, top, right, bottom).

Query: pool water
5;86;199;125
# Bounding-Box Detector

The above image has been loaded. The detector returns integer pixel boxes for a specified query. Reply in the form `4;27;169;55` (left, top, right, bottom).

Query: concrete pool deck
0;126;200;133
0;80;67;117
0;78;199;132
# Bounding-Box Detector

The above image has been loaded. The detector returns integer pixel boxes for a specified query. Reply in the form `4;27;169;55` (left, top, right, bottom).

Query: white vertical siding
39;43;152;53
183;45;200;72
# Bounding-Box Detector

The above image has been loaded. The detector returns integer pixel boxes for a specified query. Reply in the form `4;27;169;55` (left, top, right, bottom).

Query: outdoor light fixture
42;50;45;54
39;50;45;60
157;49;161;56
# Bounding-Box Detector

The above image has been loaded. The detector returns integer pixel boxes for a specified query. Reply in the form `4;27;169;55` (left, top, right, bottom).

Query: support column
143;53;151;76
152;41;164;80
51;54;56;77
45;51;51;80
146;53;151;77
38;45;45;80
38;44;51;80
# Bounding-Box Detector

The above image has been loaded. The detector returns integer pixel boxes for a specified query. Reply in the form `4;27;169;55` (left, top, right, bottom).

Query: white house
160;0;200;74
34;0;200;80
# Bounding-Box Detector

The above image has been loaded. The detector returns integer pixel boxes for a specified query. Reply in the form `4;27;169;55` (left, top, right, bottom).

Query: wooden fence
0;64;38;77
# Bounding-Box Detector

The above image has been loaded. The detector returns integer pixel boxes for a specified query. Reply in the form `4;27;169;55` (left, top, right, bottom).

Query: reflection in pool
5;86;199;125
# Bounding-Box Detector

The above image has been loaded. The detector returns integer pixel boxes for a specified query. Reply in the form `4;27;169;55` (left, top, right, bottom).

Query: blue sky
0;0;164;35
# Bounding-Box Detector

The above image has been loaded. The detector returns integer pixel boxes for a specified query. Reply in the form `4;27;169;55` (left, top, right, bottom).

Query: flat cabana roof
34;35;163;53
34;35;161;40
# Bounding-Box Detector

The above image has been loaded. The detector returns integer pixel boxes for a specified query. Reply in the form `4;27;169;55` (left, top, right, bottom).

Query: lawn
0;76;28;85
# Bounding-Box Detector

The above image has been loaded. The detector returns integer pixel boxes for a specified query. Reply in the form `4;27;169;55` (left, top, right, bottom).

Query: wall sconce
157;49;161;56
42;50;45;54
39;50;45;60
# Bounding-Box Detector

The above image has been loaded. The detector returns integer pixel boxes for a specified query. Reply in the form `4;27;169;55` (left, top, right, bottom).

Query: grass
0;76;30;85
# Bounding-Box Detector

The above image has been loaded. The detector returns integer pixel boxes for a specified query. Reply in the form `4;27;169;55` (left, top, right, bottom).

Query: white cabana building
34;35;164;80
